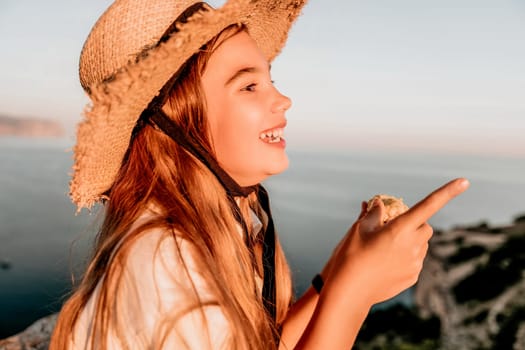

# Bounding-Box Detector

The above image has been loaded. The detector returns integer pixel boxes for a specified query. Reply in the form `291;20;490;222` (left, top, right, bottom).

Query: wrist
327;262;377;308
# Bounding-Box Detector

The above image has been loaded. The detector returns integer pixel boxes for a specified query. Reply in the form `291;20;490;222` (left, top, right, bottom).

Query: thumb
360;199;385;234
357;201;368;220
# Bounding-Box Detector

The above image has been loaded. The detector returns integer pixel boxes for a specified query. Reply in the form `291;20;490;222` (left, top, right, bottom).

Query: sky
1;0;524;156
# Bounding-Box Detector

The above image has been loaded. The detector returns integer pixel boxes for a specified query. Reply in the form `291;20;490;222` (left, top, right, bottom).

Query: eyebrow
224;64;272;86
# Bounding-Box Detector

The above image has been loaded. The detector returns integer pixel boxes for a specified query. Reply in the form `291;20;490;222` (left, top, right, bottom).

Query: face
201;31;292;187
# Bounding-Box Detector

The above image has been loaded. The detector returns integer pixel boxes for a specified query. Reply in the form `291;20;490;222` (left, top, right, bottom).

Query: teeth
260;128;284;142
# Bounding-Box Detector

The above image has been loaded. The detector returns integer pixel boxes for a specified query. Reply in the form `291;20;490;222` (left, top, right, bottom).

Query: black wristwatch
312;273;324;294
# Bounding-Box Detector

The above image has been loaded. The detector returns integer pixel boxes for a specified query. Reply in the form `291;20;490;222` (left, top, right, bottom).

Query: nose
272;89;292;113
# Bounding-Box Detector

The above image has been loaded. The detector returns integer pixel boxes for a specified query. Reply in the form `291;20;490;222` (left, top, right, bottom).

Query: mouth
259;122;286;144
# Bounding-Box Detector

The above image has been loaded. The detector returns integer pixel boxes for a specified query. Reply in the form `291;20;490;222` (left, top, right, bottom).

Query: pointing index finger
396;178;470;229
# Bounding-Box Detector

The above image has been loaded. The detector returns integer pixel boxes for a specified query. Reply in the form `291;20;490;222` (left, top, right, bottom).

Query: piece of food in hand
367;194;409;223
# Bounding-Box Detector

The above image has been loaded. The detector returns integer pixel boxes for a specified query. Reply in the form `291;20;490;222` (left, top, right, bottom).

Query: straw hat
72;0;306;210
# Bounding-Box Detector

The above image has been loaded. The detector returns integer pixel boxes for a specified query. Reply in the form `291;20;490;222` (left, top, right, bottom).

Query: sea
1;136;524;337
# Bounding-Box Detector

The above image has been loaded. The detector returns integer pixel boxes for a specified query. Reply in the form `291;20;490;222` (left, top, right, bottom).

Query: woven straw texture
72;0;307;209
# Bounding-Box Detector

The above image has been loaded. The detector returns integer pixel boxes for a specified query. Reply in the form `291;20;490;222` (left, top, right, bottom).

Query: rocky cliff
0;115;64;138
355;215;525;349
414;217;525;350
0;314;56;350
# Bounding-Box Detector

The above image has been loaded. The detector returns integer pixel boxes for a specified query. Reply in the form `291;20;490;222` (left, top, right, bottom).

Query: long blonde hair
51;25;293;349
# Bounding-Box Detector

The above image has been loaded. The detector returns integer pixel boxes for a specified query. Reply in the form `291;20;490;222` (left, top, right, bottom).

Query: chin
266;155;289;176
232;154;289;185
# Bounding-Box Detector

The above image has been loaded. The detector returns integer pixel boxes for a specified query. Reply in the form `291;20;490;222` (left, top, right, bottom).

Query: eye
241;83;257;92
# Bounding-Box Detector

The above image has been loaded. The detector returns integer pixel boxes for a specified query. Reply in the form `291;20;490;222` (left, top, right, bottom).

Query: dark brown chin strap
257;185;277;325
144;108;257;198
132;2;278;343
139;107;278;328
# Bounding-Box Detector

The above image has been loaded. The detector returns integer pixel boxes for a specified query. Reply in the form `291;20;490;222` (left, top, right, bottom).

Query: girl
50;0;469;349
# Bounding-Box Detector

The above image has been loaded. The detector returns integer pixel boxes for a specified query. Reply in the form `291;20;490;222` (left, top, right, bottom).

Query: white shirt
69;208;264;349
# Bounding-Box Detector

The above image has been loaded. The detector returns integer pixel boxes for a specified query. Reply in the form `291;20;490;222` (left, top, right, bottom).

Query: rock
0;259;12;270
0;314;57;350
414;220;525;350
355;216;525;349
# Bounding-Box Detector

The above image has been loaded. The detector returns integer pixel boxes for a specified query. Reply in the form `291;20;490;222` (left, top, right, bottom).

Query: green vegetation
447;245;486;265
354;304;440;349
514;214;525;223
453;235;525;303
493;305;525;349
463;309;488;325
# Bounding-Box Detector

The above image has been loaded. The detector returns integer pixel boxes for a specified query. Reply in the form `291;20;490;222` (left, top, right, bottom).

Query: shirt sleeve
114;228;230;349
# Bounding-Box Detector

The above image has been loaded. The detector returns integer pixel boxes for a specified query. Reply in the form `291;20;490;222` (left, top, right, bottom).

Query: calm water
1;137;524;337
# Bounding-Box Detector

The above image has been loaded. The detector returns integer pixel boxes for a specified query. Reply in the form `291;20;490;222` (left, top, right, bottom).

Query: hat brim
71;0;306;210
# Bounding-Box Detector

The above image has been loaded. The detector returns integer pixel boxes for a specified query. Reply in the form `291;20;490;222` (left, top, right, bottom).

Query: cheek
216;107;260;158
214;108;269;178
212;100;262;147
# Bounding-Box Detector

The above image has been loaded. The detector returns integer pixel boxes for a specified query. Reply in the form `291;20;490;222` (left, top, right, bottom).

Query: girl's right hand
325;178;470;306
